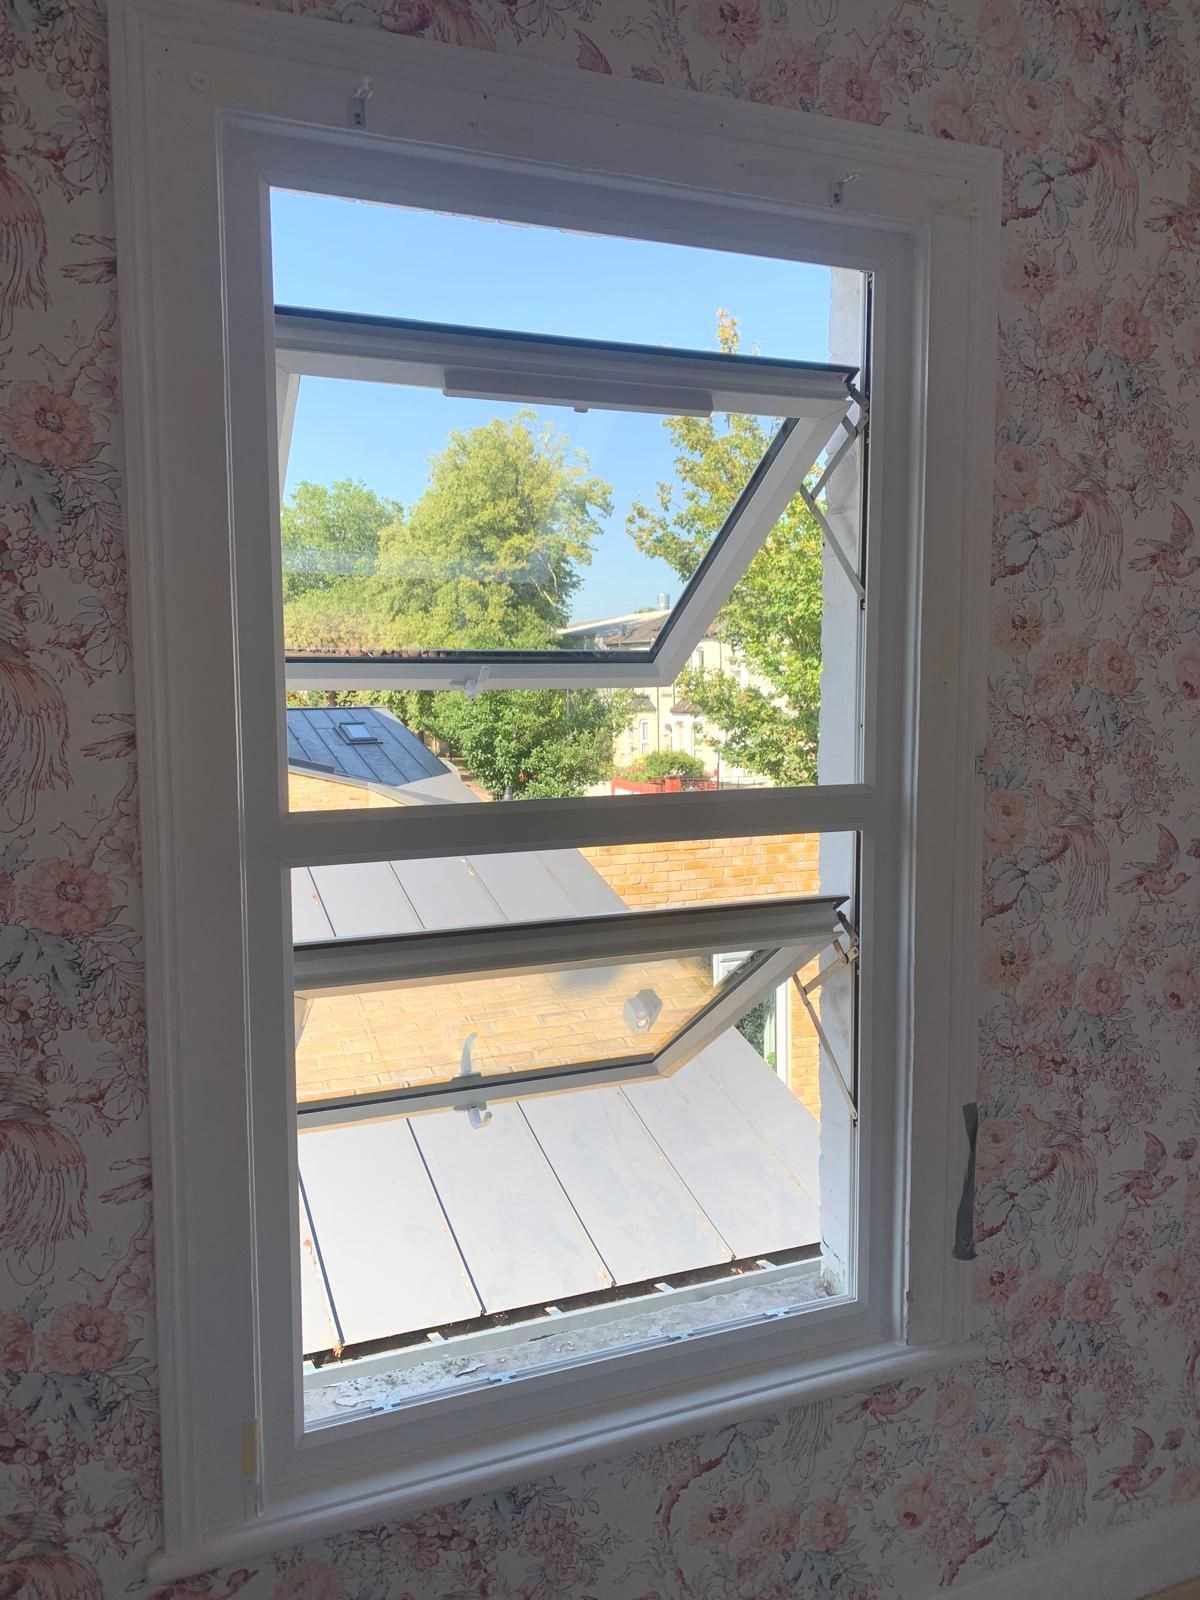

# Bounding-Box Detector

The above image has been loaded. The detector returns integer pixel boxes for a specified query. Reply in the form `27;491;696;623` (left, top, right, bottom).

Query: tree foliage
627;313;826;786
430;688;631;801
382;412;609;626
280;478;403;603
283;416;625;799
619;750;708;783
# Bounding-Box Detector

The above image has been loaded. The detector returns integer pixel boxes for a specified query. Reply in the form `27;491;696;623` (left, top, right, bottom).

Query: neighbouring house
560;607;771;785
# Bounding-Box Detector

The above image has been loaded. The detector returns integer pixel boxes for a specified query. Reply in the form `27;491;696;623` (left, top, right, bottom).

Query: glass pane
283;517;862;803
274;192;864;1400
271;189;836;360
274;190;868;798
294;947;763;1105
292;831;857;1392
280;381;784;661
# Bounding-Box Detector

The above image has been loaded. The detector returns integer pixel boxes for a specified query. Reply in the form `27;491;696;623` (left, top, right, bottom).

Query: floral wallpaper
3;0;1200;1592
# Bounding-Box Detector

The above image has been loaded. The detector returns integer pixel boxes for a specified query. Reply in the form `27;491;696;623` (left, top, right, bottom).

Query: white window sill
147;1335;979;1583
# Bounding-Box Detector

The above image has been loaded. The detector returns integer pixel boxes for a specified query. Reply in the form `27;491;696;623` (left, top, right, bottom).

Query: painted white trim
146;1334;980;1584
115;0;999;215
111;0;998;1570
939;1500;1200;1600
277;783;885;864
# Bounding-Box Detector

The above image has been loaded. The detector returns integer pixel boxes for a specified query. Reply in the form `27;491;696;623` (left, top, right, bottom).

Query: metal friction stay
797;404;868;606
791;910;860;1123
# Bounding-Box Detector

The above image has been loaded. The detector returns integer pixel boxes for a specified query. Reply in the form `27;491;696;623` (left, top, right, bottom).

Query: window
296;899;840;1117
277;311;853;694
113;1;998;1577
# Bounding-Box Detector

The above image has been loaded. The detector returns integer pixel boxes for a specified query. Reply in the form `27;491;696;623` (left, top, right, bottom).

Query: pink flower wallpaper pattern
3;0;1200;1593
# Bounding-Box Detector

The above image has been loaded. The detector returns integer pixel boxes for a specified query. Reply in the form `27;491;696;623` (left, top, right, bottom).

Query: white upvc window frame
276;310;856;692
111;0;999;1579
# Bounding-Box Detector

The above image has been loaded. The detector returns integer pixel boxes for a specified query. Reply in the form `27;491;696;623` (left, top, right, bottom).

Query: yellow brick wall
288;772;405;810
581;836;822;1115
295;954;715;1103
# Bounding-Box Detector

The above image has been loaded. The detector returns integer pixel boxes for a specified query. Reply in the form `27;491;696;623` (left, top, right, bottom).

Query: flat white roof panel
702;1035;821;1206
466;850;579;921
300;1121;481;1343
308;861;422;939
522;1088;731;1281
298;1191;341;1356
539;848;627;915
392;854;504;930
291;869;335;945
624;1059;819;1257
412;1105;612;1311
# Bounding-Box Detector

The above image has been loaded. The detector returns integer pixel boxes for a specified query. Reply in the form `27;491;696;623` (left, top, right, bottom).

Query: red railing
610;776;718;794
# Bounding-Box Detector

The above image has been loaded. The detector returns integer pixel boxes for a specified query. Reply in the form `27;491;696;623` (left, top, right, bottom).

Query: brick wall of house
288;771;405;810
581;836;822;1115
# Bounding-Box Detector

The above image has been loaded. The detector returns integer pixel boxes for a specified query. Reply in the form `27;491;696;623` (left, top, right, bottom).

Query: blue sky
271;191;835;620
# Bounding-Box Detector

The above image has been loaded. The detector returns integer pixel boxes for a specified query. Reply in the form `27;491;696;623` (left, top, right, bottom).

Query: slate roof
287;705;446;791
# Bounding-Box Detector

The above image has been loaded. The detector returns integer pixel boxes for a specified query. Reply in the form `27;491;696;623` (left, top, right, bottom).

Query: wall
3;0;1200;1596
287;771;406;810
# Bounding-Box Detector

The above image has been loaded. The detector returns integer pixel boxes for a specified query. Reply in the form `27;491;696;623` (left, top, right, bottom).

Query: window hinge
974;748;987;777
810;410;866;503
798;912;859;997
798;481;864;604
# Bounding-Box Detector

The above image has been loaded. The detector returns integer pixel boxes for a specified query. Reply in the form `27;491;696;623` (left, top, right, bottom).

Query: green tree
626;313;826;786
281;478;403;605
619;750;708;783
283;414;627;799
378;411;610;640
429;688;631;800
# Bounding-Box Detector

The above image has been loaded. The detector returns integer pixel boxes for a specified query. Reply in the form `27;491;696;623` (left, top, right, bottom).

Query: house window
279;186;863;1393
114;6;997;1574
